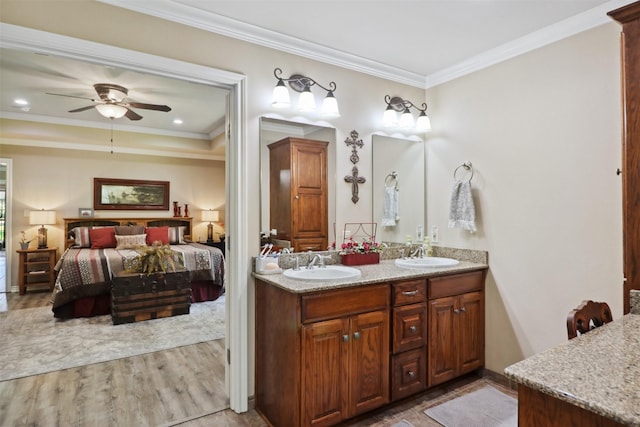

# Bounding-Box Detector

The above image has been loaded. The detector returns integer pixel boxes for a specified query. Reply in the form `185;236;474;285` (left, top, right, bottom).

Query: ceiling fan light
95;103;127;119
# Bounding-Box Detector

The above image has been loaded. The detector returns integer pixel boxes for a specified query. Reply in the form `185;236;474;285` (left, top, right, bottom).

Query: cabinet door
348;310;389;417
458;291;484;374
428;296;457;386
392;302;427;354
302;318;349;427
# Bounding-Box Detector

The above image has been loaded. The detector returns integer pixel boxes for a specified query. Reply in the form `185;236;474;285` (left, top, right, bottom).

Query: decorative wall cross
344;129;366;203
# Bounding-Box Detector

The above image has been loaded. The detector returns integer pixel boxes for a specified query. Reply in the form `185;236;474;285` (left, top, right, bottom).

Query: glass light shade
320;92;340;117
95;103;127;119
399;108;415;129
382;106;398;128
415;112;432;132
201;210;219;222
29;210;57;226
297;88;316;111
271;80;290;108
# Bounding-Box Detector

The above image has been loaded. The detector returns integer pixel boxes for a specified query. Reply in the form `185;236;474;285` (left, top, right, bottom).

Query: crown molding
424;0;632;88
99;0;631;90
98;0;426;88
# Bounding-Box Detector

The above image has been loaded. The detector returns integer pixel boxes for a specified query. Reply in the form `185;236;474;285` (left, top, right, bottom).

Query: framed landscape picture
94;178;170;211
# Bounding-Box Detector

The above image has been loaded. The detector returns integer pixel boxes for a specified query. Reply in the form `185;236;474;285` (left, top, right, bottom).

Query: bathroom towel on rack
448;180;476;233
382;186;399;226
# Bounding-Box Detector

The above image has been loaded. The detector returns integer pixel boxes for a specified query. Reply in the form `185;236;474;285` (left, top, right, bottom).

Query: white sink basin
395;257;460;269
283;265;361;281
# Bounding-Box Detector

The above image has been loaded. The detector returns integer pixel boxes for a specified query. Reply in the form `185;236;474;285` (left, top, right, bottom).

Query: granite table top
504;314;640;426
253;258;488;293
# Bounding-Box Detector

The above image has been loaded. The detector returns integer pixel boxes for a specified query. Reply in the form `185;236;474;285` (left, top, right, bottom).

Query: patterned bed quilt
51;243;224;310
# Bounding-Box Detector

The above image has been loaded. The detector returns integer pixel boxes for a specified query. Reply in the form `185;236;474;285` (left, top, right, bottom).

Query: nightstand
202;241;225;257
17;247;57;295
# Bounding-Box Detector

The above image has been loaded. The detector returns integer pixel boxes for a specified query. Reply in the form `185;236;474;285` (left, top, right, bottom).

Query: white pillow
115;234;147;250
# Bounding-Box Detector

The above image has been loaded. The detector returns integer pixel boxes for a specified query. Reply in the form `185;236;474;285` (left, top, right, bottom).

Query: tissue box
255;256;282;275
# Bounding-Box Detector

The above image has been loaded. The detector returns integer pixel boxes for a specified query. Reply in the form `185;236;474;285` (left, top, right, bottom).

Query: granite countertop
253;258;488;293
504;314;640;426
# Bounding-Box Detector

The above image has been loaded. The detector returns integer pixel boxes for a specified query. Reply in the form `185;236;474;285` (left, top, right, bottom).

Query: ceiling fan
46;83;171;121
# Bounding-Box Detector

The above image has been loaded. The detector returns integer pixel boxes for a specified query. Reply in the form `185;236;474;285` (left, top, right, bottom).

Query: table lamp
29;209;57;249
201;209;219;243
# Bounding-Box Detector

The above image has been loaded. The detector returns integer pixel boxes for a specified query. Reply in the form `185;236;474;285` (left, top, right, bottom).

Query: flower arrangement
339;237;381;255
127;241;184;275
20;231;34;245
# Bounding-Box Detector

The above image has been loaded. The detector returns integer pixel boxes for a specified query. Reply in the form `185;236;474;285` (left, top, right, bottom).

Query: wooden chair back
566;300;613;340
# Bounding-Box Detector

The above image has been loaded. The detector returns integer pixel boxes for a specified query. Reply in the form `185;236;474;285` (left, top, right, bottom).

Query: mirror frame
0;23;250;412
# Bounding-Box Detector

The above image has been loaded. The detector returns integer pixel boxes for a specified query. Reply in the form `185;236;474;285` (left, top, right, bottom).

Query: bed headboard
63;217;193;248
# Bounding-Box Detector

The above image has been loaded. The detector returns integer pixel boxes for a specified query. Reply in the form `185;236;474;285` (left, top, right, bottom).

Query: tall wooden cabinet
269;137;328;252
609;2;640;314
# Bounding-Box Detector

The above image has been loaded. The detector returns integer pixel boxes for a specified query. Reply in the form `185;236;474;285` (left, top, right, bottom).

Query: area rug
424;386;517;427
0;296;225;382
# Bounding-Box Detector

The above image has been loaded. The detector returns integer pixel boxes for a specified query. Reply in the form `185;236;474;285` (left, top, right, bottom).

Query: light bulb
399;107;414;129
271;80;290;108
415;112;432;132
382;106;397;128
297;87;316;112
321;91;340;117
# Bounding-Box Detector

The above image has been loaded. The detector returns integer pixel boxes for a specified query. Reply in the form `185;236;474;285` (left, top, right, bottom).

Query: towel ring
385;171;399;189
453;161;474;182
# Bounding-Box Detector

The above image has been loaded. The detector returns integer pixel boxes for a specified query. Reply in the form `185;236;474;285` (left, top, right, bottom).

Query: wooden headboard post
64;217;193;248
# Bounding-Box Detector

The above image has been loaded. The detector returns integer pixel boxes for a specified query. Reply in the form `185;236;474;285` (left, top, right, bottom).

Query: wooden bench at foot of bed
111;270;191;325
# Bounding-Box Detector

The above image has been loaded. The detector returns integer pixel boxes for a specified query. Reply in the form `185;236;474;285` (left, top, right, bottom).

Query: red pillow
89;227;117;249
146;226;169;245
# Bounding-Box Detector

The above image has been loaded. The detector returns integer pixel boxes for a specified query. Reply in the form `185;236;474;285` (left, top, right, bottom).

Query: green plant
133;242;184;275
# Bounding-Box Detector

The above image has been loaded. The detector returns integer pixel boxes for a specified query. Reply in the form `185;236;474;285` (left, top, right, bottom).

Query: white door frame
0;24;250;412
0;158;13;292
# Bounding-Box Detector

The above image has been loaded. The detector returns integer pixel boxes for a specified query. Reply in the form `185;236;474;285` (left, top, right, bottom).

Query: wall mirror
371;134;426;244
259;116;336;250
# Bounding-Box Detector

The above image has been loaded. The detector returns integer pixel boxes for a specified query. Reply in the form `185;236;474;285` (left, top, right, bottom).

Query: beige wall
426;23;623;371
0;0;625;391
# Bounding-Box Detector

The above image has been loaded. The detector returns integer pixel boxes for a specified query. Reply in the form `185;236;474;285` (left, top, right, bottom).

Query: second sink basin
283;265;362;281
395;257;460;269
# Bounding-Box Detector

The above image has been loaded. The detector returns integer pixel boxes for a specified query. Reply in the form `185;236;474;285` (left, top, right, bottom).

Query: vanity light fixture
201;209;219;243
29;209;57;249
271;68;340;117
382;95;432;133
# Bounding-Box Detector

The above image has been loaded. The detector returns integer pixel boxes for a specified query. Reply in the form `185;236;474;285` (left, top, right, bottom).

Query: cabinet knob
407;370;415;378
460;307;466;312
342;334;349;342
353;332;361;340
454;309;460;314
295;195;300;199
409;325;417;333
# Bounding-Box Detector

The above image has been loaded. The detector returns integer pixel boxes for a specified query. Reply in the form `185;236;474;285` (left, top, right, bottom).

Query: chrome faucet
410;246;425;258
307;254;330;269
292;256;300;270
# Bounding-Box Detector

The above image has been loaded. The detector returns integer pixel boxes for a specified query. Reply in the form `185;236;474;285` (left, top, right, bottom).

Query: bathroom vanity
254;258;488;427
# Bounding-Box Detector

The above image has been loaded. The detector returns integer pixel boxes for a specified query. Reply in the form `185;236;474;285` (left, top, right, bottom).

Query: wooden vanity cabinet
427;270;486;387
268;137;328;252
390;278;428;401
255;280;389;427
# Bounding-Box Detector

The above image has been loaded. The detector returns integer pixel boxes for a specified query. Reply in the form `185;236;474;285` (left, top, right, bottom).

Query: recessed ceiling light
173;118;183;125
14;98;29;106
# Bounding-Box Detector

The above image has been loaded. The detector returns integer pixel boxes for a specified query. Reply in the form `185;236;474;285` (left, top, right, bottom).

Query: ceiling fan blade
125;108;143;121
68;105;97;113
46;92;98;102
127;102;171;112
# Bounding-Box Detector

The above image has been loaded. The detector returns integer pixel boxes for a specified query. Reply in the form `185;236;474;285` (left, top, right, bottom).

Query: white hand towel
382;186;399;226
448;180;476;233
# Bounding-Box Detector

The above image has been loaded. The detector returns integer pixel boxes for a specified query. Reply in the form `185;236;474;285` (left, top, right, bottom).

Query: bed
51;217;224;319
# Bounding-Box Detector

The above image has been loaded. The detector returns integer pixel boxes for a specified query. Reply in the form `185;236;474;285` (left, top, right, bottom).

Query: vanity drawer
301;284;389;323
391;347;427;401
392;279;427;306
428;270;485;299
392;302;427;354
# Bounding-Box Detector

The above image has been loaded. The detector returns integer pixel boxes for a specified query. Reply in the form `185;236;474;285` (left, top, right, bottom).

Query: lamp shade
29;210;56;226
201;210;219;222
95;103;127;119
321;92;340;117
271;80;290;108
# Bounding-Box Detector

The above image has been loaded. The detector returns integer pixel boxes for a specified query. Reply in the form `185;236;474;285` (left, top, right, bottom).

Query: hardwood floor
1;290;516;427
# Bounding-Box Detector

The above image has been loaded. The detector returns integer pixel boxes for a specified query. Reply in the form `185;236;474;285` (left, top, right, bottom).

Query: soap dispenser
424;236;433;257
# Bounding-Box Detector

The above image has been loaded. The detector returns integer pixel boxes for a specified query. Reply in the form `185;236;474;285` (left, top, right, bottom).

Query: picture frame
78;208;94;217
93;178;170;211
